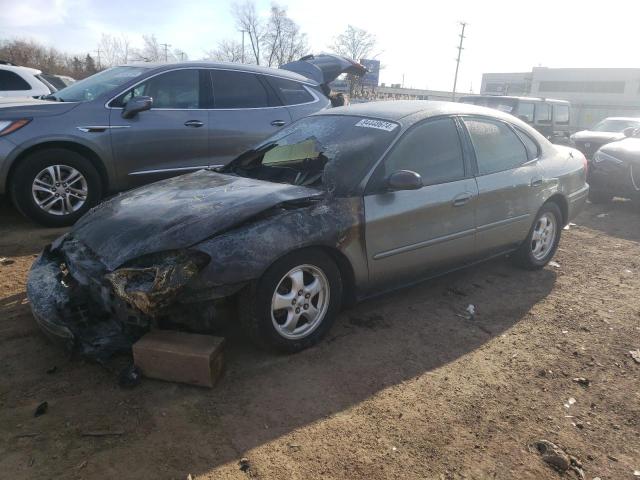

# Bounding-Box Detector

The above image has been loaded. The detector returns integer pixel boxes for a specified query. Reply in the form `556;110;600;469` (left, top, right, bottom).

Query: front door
462;117;544;255
364;117;478;289
109;68;210;186
207;69;292;167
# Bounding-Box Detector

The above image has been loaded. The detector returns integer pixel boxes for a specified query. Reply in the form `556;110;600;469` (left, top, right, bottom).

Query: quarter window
378;118;465;187
268;77;314;105
0;70;31;91
464;118;528;175
213;70;270;108
515;128;540;160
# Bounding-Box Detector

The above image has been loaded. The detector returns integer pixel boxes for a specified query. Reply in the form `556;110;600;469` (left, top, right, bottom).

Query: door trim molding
476;213;531;233
373;227;476;260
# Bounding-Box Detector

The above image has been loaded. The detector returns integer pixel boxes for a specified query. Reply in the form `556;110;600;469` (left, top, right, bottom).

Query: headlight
0;119;31;137
593;150;623;165
105;250;210;315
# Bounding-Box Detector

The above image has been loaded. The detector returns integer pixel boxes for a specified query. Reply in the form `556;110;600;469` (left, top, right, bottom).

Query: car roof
461;95;569;104
0;64;42;75
315;100;521;125
121;61;318;85
600;116;640;122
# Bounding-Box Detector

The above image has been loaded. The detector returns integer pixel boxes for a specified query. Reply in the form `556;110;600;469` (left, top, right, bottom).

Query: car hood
280;54;367;85
599;137;640;164
68;170;322;270
571;130;624;143
0;97;79;118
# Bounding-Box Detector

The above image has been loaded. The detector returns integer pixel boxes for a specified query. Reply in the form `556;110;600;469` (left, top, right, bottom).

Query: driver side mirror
623;126;639;138
386;170;423;191
122;96;152;119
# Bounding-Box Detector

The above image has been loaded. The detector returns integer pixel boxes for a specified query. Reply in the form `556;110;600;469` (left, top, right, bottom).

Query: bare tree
130;34;168;62
232;1;262;64
98;34;131;67
262;4;307;67
330;25;376;96
205;39;244;63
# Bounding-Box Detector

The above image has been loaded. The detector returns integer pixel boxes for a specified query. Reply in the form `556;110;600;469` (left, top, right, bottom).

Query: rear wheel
10;148;102;227
239;249;342;352
513;202;562;270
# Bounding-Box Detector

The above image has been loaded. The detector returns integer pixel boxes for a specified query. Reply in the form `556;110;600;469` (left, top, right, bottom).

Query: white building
481;67;640;130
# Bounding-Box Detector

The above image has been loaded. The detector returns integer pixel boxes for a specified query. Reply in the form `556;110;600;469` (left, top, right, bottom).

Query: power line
159;43;172;62
451;21;467;101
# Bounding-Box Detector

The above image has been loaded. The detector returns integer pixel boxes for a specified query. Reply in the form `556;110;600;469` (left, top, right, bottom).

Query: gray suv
0;55;365;226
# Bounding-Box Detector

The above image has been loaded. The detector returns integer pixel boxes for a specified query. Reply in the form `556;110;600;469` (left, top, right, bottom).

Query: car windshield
48;66;147;102
592;119;640;132
223;115;400;195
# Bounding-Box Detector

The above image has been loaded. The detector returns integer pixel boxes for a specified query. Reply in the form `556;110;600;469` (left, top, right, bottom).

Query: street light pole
239;30;246;63
452;22;467;102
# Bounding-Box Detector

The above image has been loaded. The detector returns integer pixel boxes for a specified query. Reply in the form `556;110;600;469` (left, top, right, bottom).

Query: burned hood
70;170;322;270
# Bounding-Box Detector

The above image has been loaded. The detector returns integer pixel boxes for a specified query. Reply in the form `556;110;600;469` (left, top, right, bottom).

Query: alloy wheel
31;165;88;216
530;212;556;260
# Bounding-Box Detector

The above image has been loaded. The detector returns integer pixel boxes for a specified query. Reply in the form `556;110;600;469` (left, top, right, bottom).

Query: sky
1;0;638;92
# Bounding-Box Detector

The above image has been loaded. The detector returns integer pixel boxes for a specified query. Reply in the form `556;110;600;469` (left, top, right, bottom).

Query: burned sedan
27;101;589;359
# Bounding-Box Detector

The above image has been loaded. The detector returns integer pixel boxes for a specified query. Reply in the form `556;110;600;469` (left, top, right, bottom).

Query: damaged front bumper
27;244;154;362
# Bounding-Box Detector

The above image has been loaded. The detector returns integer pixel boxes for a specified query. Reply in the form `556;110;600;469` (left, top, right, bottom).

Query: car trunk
280;54;367;87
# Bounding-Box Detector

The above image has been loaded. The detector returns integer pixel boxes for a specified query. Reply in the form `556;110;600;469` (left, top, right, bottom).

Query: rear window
0;70;31;91
224;115;400;195
268;77;314;105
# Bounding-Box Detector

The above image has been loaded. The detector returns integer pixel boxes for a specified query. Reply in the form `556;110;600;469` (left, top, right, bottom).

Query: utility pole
94;49;102;69
451;21;467;101
239;30;246;63
160;43;171;62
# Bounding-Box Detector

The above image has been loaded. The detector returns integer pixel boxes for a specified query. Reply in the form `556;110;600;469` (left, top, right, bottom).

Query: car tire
239;249;343;352
513;202;563;270
588;190;612;204
10;148;103;227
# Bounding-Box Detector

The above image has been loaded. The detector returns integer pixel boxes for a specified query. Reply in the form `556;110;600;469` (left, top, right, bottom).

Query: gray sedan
0;55;365;226
27;101;589;358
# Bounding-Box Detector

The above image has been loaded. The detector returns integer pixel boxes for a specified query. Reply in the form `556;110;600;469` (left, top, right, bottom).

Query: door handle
271;120;286;127
530;178;543;187
453;192;473;207
184;120;204;128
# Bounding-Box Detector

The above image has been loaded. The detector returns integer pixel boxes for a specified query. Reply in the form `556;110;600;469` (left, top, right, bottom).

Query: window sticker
355;118;398;132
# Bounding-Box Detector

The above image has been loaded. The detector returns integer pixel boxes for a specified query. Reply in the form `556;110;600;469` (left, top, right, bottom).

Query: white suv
0;64;56;98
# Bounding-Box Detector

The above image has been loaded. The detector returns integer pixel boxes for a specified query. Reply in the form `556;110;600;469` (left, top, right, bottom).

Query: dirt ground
0;196;638;480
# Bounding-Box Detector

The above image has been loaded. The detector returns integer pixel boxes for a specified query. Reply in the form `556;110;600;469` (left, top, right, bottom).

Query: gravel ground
0;197;638;480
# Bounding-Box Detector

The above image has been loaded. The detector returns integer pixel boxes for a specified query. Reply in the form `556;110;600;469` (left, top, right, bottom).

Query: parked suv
0;63;58;98
0;55;365;226
459;95;571;144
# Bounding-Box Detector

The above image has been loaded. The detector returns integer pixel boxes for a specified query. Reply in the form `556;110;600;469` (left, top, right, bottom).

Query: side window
515;128;540;160
115;69;200;109
212;70;270;108
464;118;528;175
516;102;534;123
554;104;570;125
0;70;31;90
268;76;314;105
378;117;465;188
535;103;552;124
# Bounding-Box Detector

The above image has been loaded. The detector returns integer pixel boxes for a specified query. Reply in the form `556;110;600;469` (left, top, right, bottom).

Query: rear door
462;117;544;255
364;117;478;289
207;69;292;167
109;68;210;183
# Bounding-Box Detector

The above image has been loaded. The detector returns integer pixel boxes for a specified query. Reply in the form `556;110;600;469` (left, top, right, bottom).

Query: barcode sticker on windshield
355;119;398;132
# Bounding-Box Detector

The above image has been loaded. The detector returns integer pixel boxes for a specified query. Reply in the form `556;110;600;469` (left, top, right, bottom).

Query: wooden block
133;330;225;388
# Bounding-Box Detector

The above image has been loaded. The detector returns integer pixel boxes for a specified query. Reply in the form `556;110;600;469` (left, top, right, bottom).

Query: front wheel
513;203;562;270
10;148;103;227
239;249;343;352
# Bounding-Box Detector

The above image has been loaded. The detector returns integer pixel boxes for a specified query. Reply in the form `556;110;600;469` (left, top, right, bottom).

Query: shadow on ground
0;247;556;478
576;198;640;243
